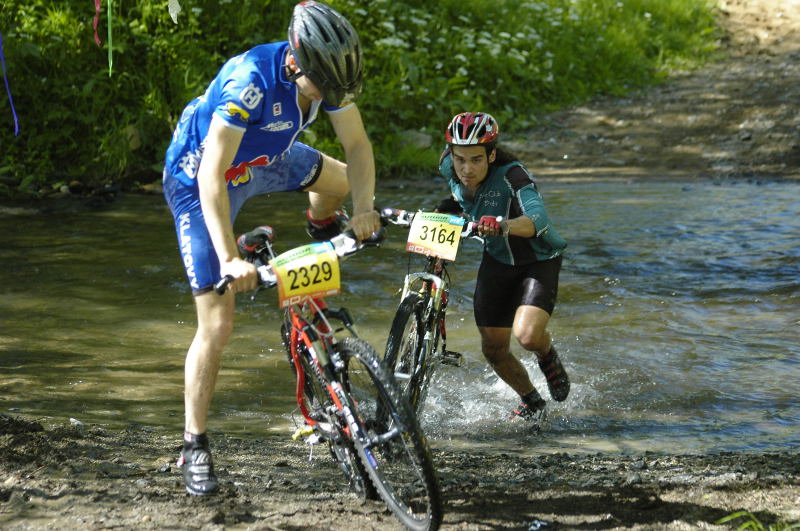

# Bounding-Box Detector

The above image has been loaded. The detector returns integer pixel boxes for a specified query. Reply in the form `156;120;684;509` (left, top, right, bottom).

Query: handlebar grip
214;275;234;295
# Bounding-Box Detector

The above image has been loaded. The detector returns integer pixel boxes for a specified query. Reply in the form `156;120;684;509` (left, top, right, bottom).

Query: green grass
718;511;800;530
0;0;721;196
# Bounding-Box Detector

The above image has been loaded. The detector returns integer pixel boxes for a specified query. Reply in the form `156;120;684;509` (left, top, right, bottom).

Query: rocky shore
1;414;798;529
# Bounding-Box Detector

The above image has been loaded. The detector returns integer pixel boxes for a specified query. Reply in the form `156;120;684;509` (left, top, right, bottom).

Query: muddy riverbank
1;415;798;529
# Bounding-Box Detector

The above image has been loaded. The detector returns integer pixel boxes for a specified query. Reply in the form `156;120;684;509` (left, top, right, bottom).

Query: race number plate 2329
271;242;340;307
406;212;465;261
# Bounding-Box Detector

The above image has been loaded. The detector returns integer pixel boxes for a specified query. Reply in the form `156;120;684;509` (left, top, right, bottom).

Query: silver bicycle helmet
288;1;363;106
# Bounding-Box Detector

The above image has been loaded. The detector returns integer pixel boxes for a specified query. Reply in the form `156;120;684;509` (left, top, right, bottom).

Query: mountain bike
383;209;483;414
214;216;442;531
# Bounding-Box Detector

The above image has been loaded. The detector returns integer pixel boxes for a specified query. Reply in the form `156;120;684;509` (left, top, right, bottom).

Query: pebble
625;472;642;485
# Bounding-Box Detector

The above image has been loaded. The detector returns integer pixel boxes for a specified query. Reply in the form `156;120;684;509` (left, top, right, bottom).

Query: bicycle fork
414;278;461;369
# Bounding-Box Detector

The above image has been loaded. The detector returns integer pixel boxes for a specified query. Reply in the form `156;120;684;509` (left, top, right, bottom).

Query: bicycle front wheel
384;293;427;410
338;337;442;531
285;324;376;500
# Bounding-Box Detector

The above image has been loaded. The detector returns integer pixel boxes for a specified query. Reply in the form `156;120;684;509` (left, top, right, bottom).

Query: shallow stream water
1;179;797;455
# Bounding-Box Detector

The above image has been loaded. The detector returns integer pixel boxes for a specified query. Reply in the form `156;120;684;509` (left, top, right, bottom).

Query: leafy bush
0;0;719;197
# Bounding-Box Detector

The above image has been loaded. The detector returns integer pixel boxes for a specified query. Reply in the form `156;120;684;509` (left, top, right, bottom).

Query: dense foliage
0;0;719;196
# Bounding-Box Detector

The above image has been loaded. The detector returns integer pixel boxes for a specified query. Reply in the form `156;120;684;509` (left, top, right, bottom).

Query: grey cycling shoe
538;347;570;402
306;209;349;241
510;389;546;420
179;445;219;496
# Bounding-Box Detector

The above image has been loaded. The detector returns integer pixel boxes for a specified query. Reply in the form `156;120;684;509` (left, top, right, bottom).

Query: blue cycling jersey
163;41;351;294
164;41;347;190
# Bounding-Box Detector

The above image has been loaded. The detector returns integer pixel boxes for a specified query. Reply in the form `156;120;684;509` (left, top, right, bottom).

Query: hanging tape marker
93;0;102;45
0;32;19;136
107;0;113;76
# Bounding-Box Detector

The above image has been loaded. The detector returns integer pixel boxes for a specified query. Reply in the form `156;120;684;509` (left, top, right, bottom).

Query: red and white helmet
445;112;499;145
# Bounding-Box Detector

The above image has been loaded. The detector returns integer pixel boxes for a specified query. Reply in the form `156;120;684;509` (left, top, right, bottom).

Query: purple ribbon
0;32;19;136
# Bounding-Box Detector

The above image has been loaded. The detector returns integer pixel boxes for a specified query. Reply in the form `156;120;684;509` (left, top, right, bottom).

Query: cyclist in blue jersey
162;1;380;496
436;112;571;421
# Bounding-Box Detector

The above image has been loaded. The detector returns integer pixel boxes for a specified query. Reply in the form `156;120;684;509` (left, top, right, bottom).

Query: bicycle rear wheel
384;293;427;410
338;337;442;531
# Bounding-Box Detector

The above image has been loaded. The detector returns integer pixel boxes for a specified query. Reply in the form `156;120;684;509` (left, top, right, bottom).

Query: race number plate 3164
271;242;340;307
405;212;465;261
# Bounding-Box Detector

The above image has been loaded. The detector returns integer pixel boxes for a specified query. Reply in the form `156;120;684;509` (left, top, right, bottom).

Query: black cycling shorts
473;253;562;328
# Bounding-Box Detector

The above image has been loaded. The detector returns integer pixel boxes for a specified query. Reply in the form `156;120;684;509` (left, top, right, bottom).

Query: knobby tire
384;293;431;412
338;337;442;531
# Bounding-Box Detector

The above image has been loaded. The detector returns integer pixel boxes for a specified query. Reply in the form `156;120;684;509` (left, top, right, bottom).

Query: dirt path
2;1;799;530
514;0;800;183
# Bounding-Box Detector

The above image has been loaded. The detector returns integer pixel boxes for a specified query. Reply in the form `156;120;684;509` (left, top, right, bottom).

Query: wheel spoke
340;337;442;530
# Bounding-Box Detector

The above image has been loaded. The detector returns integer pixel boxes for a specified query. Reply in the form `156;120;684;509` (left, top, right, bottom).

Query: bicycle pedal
442;350;463;366
291;425;315;441
304;433;322;445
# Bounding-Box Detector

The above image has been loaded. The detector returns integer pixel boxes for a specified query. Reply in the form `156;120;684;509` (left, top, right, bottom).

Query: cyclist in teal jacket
437;112;570;419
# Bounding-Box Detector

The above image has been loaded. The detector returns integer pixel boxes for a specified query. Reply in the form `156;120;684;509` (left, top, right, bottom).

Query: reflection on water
1;180;798;455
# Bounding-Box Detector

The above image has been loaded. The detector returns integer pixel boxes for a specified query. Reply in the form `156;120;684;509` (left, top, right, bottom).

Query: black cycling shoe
179;446;219;496
306;209;349;241
509;389;546;420
538;346;570;402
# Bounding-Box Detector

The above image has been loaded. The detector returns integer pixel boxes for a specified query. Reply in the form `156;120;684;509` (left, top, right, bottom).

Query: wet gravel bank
1;415;798;530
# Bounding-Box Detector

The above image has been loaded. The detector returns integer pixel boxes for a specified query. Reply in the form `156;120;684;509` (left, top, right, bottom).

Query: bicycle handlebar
380;207;483;240
214;208;393;295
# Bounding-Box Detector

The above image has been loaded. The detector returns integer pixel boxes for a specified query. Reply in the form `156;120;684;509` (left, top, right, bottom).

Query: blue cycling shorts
164;142;322;295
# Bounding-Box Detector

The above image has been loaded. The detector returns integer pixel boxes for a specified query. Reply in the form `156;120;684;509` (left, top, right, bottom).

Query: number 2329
287;262;333;290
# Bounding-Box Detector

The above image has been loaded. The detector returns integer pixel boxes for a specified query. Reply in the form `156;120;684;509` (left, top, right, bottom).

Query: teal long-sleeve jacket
440;152;567;265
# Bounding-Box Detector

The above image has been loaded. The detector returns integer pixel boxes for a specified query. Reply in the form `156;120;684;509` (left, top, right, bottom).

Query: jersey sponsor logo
225;155;270;186
272;102;282;116
239;83;263;109
179;100;200;123
260;120;294;132
480;190;501;208
299;162;320;186
224;102;250;121
178;212;199;289
178;146;204;180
